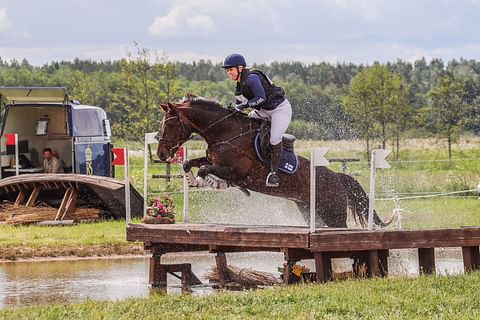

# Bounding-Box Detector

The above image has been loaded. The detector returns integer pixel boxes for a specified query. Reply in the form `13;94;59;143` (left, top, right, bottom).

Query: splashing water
190;188;307;226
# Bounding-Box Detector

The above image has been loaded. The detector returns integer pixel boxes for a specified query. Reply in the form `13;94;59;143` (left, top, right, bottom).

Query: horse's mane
180;95;225;110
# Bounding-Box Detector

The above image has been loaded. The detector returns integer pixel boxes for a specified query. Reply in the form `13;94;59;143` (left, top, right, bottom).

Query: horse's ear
160;103;169;112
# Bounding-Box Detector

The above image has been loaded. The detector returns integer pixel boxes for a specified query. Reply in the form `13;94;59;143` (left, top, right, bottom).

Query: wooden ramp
0;174;143;219
126;223;480;289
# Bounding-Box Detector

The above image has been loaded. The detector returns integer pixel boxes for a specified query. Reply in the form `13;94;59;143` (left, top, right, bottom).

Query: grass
0;220;143;260
1;272;480;319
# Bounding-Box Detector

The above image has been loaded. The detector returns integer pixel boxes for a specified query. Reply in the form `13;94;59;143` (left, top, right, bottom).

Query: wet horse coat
157;97;389;228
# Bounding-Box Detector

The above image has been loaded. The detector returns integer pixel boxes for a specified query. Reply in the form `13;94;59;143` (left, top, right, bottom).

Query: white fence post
368;149;391;230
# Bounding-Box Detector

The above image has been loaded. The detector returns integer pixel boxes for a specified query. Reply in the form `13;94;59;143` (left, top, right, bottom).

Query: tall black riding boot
266;143;282;187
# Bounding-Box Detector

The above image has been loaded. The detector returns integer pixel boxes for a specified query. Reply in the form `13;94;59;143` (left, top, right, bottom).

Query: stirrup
266;172;280;188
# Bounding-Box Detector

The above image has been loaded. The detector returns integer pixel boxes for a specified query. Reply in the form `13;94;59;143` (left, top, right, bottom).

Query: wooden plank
311;228;480;251
60;188;78;220
418;248;435;275
127;223;310;249
55;188;73;221
25;186;41;207
14;190;26;207
462;246;480;272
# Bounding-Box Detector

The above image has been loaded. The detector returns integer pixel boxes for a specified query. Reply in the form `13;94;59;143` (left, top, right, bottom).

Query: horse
157;96;390;228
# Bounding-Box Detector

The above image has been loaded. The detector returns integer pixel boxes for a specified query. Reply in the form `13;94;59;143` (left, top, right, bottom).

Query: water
0;249;465;309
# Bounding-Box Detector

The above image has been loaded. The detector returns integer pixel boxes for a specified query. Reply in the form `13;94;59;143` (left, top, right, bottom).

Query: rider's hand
235;101;248;112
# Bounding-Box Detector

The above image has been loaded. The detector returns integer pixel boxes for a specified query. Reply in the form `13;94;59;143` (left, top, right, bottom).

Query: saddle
253;122;299;174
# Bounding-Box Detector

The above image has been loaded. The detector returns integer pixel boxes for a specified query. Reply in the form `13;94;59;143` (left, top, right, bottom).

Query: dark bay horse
157;96;390;228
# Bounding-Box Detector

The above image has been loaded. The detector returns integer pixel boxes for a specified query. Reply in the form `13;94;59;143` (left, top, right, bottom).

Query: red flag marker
5;133;16;146
112;148;125;166
171;147;185;164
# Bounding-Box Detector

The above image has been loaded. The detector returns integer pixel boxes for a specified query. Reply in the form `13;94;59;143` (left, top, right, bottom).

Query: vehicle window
72;109;104;136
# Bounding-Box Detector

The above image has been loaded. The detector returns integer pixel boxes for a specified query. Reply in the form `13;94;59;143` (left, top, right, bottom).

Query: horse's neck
182;107;256;144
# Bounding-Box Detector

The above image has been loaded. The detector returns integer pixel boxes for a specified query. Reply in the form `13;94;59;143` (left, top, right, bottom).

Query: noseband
156;114;192;153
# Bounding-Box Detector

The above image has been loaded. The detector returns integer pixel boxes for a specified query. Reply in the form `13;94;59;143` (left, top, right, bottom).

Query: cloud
148;5;216;36
0;8;13;32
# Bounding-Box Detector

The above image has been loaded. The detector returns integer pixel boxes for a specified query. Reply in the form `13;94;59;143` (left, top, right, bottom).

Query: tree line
0;48;479;158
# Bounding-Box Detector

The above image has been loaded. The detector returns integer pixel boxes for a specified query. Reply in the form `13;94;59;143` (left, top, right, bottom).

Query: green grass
2;272;480;319
0;220;143;260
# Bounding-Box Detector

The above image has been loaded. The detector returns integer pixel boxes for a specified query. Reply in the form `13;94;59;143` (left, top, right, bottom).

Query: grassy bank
2;271;480;319
0;220;143;260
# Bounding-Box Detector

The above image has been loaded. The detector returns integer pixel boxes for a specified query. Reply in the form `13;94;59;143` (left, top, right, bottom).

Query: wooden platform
126;223;480;288
0;173;143;219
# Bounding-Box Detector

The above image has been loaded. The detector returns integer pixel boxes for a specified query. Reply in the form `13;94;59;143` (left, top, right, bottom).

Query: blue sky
1;0;479;65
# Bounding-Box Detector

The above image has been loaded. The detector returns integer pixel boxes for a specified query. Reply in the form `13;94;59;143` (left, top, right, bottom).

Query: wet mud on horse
157;96;390;228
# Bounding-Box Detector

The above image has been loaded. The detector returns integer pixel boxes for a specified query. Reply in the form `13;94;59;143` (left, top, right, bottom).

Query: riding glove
235;100;249;112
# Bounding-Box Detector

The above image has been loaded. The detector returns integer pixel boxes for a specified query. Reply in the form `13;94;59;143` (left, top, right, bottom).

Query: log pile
0;203;103;225
205;265;283;288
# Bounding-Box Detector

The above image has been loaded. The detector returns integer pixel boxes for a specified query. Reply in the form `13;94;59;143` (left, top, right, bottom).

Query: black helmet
222;54;247;68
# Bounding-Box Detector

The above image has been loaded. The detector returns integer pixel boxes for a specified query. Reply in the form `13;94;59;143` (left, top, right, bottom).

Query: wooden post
378;249;389;277
462;246;480;272
314;252;332;283
367;250;380;277
149;252;166;288
215;252;230;284
418;248;435;275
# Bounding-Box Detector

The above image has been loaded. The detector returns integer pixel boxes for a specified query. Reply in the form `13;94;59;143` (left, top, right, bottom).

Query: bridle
156;113;192;157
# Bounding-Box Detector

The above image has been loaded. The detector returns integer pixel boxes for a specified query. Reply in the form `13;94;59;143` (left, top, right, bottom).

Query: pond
0;249;465;309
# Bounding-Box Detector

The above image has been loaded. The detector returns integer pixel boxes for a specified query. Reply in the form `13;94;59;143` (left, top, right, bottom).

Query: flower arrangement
142;194;176;224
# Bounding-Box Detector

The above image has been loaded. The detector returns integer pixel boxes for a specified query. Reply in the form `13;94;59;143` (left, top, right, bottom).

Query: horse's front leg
197;165;244;185
183;157;210;172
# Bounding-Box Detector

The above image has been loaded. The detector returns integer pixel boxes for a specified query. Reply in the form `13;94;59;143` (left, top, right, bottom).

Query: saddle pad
254;133;299;174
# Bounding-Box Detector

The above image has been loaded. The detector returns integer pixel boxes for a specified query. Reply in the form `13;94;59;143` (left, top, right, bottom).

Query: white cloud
0;8;13;32
148;5;216;36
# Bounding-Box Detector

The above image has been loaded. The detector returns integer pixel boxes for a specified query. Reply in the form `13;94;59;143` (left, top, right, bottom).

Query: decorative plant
142;194;176;224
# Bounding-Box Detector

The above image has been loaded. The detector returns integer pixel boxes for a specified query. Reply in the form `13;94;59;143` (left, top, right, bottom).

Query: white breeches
248;99;292;145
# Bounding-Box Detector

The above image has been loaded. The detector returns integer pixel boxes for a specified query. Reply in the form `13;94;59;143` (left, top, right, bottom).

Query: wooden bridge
126;223;480;288
0;174;143;221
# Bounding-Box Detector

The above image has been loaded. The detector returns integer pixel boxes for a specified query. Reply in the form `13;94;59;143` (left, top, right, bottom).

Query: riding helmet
222;54;247;68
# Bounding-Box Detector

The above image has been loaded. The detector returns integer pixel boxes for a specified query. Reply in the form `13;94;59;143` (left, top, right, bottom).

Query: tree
426;74;467;160
344;65;402;158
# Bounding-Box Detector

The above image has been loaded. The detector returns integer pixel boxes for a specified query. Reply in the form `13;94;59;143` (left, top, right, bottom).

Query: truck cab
0;87;114;178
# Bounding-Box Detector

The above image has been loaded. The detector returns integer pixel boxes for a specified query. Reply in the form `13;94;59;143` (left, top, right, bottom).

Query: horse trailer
0;87;114;178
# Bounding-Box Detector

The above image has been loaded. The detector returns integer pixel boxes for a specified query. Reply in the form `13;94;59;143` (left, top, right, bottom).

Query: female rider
222;53;292;188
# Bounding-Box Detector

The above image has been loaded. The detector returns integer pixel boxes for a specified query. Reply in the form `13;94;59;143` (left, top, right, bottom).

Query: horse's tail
339;173;392;228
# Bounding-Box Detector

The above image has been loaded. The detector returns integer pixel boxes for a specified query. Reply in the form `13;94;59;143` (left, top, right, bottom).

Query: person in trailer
42;148;64;173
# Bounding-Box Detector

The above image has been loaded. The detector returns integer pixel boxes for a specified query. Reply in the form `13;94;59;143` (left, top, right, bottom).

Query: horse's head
156;102;192;162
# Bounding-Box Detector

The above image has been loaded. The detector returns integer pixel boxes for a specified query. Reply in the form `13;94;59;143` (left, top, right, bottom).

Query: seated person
43;148;64;173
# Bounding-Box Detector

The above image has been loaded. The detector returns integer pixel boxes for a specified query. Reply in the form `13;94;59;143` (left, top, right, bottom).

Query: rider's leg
266;99;292;187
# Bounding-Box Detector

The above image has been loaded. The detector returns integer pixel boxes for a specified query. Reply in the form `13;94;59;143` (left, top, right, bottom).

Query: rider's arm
245;74;266;108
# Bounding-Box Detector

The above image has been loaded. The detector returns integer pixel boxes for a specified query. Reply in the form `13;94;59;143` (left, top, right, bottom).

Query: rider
222;53;292;188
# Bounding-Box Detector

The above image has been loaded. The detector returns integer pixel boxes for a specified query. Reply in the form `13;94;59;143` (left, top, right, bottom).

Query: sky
0;0;480;66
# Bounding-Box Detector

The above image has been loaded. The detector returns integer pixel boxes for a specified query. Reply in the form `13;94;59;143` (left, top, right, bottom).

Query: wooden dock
126;223;480;288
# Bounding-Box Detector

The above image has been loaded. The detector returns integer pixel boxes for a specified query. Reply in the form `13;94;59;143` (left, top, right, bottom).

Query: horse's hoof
197;165;208;178
238;187;250;196
183;160;192;173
